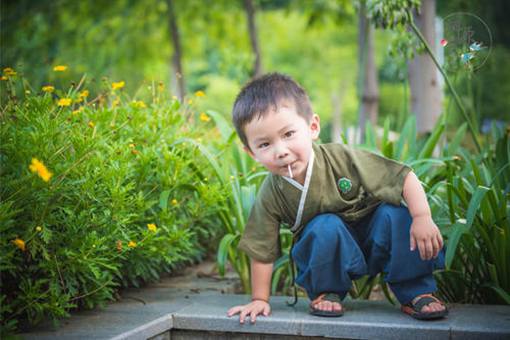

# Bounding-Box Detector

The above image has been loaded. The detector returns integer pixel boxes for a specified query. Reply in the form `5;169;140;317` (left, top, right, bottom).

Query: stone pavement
19;261;510;340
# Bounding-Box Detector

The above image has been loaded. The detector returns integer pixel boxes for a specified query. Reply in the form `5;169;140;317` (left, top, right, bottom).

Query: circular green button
338;177;352;194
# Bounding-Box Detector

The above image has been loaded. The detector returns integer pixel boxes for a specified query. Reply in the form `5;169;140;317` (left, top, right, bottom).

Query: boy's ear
243;145;257;161
310;114;321;140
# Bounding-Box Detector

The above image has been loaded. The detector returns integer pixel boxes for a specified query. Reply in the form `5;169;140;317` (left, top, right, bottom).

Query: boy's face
243;102;320;184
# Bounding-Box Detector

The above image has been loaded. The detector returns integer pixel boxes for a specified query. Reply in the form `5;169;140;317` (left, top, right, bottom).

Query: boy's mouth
281;161;297;175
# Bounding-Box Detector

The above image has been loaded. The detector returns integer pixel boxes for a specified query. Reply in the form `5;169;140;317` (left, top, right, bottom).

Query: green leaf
206;110;234;143
395;116;416;160
171;138;225;185
273;254;289;272
217;233;239;277
466;186;490;230
159;190;171;212
445;222;468;268
418;121;445;159
365;122;377;149
446;122;467;156
482;283;510;304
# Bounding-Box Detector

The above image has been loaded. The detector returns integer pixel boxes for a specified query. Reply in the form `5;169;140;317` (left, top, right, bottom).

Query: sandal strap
311;292;342;306
412;295;443;311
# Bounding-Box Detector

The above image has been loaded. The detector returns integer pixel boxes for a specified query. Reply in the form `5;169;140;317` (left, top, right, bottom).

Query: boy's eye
284;130;295;138
258;142;269;149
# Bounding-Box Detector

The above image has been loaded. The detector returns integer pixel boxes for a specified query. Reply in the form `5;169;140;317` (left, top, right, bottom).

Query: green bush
0;74;227;335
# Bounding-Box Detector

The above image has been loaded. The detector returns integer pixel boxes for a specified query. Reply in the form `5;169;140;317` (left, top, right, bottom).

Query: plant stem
408;19;482;153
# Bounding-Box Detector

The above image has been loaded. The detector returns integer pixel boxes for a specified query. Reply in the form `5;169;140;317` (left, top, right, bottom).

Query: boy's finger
239;309;249;324
418;240;426;260
250;310;257;323
438;233;444;249
425;239;433;260
227;306;240;316
263;305;270;316
410;235;416;251
432;237;440;258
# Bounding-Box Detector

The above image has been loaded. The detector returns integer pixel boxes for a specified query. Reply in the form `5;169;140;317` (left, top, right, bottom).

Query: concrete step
21;292;510;340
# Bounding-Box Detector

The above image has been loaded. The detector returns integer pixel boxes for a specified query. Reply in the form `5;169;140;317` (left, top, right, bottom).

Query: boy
226;73;447;323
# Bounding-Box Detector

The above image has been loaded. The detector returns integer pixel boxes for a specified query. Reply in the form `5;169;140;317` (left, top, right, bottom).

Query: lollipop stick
288;164;293;178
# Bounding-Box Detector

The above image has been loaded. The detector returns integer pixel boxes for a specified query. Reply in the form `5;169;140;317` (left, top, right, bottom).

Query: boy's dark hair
232;73;313;149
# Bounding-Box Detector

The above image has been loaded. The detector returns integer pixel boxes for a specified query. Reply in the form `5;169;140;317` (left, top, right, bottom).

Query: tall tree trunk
331;81;348;144
244;0;262;77
408;0;442;135
167;0;185;101
357;1;379;143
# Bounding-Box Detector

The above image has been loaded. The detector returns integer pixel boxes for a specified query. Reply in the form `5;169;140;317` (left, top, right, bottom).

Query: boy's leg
361;203;446;316
291;213;367;305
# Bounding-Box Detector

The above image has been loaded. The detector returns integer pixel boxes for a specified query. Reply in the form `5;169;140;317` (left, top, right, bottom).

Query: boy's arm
402;171;431;218
402;171;444;260
227;257;273;323
251;258;273;302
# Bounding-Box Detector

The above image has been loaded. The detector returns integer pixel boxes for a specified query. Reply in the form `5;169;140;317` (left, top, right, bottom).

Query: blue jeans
291;203;445;305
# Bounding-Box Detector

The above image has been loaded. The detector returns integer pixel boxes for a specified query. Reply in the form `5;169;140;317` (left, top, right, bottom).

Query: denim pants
291;203;445;305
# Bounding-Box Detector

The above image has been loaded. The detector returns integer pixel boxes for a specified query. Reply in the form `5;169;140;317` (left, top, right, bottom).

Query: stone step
21;292;510;340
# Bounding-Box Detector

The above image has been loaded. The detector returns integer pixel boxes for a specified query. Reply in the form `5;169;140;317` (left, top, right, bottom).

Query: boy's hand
410;214;444;261
227;299;271;324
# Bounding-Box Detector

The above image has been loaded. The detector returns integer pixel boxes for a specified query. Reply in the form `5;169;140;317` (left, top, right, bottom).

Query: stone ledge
20;289;510;340
167;295;510;340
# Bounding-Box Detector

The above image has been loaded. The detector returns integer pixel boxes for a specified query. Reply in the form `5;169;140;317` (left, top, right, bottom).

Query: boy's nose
275;143;289;159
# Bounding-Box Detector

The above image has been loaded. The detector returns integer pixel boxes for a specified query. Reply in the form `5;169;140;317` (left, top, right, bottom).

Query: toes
421;302;445;313
421;305;432;313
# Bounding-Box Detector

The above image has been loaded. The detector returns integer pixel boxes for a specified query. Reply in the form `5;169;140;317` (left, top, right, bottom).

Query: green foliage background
0;80;228;334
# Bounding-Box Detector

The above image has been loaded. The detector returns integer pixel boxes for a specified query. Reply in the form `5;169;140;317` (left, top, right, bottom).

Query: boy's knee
307;213;346;236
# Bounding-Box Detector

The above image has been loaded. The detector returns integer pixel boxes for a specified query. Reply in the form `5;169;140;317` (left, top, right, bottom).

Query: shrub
0;73;226;334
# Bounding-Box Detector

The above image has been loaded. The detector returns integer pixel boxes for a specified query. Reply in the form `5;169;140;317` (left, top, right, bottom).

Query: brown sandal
309;293;344;317
401;294;448;320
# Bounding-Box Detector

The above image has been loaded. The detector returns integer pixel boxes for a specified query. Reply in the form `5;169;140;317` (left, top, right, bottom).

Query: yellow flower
53;65;68;72
171;199;178;205
199;112;211;122
57;98;72;107
1;76;8;81
132;100;146;109
79;90;89;98
88;121;95;128
187;99;193;105
36;226;42;232
128;241;137;248
29;158;53;182
194;90;205;97
112;98;121;107
12;238;26;251
3;67;16;76
129;143;136;148
112;81;125;90
42;85;55;93
147;223;157;232
72;107;83;115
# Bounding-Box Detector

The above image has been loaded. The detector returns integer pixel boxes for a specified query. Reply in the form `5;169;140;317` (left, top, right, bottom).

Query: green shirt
238;143;412;263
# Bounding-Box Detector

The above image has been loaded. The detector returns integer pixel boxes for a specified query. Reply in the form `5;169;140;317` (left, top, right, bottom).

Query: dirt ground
153;259;389;302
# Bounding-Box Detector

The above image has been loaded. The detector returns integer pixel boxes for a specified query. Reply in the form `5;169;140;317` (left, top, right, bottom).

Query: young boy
226;73;447;323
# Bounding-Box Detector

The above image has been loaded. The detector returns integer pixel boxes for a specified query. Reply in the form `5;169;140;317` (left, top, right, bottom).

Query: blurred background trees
2;0;507;139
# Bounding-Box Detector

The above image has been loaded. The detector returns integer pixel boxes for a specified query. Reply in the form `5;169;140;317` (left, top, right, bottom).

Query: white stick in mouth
288;164;293;178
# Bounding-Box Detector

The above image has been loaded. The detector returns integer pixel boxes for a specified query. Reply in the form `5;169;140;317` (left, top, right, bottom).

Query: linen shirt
238;142;412;263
